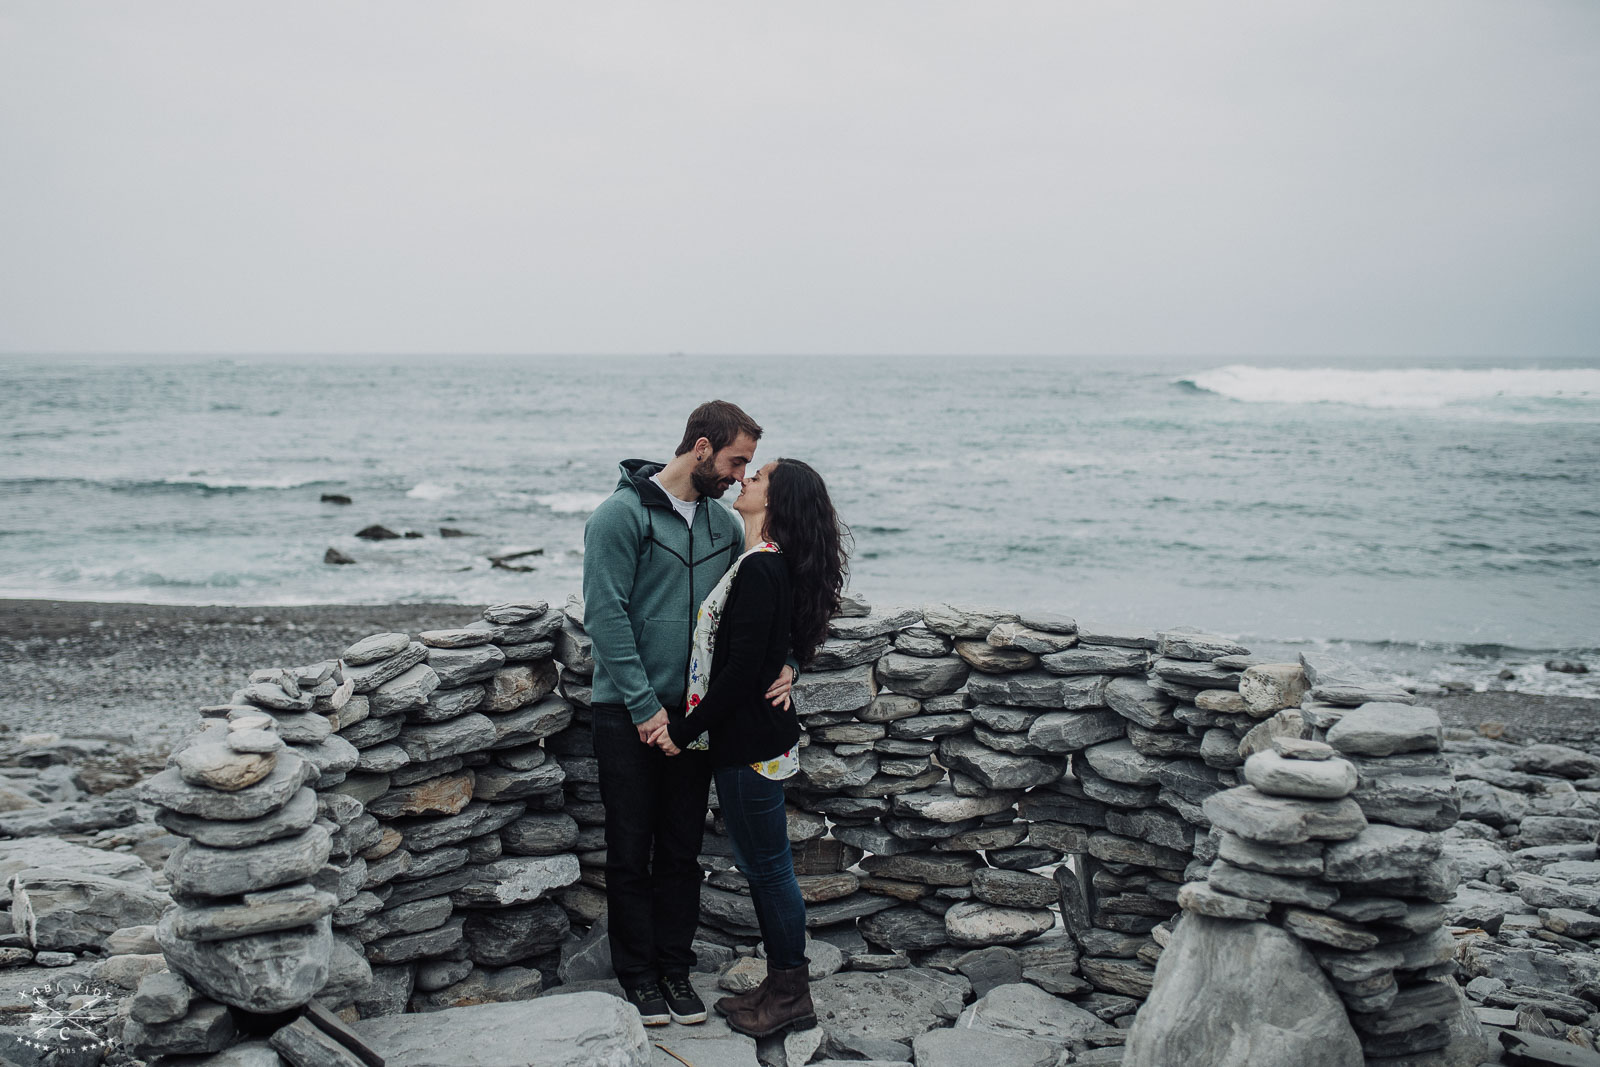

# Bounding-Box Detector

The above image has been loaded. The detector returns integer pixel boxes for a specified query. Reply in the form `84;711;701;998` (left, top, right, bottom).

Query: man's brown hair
675;400;763;457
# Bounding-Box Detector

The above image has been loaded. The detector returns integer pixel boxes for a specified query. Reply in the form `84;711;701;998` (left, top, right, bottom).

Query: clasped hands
635;666;795;756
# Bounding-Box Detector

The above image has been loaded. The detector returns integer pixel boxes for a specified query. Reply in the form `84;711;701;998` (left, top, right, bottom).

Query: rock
812;636;894;671
809;970;961;1047
1202;786;1368;845
1208;860;1338;909
1243;751;1357;799
1176;882;1270;920
954;640;1039;673
1197;689;1250;713
345;632;411;665
1325;703;1442;757
157;910;332;1013
344;642;429;694
1239;664;1310;715
890;784;1016;823
799;746;879;789
367;915;466;965
971;869;1059;909
828;607;921;639
409;965;544;1012
461;900;569;966
0;835;156;889
11;868;169;951
353;992;651;1066
1323;823;1442;884
0;797;139;837
451;855;580;907
166;820;330;897
326;547;357;564
988;622;1078;654
793;665;879;713
874;654;970;699
141;751;314;820
1544;659;1590;675
1026;709;1126;753
923;604;1021;639
1124;913;1363;1067
1216;833;1324;877
397;714;499;762
1082;739;1165;785
1281;908;1379;951
954;946;1024;998
912;1026;1059;1067
175;742;277;791
131;969;192;1024
944;902;1054;947
1041;646;1148;675
938;735;1062;790
372;664;442;715
957;981;1106;1050
966;670;1109;710
1497;1030;1600;1066
1513;744;1600;780
1237;709;1310;759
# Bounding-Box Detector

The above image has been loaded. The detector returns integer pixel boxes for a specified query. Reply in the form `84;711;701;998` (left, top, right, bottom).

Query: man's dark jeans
714;764;808;970
591;702;713;986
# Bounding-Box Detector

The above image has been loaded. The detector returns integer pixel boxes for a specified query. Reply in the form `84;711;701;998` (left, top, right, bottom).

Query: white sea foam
406;481;458;501
1179;365;1600;410
534;492;609;515
160;473;321;490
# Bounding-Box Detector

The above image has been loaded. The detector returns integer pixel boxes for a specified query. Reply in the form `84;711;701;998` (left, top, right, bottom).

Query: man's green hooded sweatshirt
583;459;744;725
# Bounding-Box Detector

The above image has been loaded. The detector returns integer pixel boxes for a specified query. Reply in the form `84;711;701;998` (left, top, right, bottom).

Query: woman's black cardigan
665;551;801;767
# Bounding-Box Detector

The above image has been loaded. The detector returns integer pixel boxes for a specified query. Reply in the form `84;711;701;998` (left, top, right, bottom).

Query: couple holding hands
581;400;848;1039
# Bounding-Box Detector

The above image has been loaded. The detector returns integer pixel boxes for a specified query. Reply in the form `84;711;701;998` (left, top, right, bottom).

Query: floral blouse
684;541;799;781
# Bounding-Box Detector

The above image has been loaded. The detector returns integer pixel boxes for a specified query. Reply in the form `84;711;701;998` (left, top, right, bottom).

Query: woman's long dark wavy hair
763;458;851;667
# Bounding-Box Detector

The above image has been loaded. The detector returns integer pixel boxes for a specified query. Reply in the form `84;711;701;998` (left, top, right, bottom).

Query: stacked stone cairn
130;594;1483;1065
132;600;582;1062
1128;654;1481;1066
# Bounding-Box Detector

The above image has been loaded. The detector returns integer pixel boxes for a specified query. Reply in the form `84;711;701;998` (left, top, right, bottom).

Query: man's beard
690;456;730;499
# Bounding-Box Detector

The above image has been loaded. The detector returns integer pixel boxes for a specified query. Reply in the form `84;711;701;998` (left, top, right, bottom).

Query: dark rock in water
403;530;424;539
324;548;357;565
1545;659;1589;674
321;493;353;504
356;525;401;540
439;527;472;538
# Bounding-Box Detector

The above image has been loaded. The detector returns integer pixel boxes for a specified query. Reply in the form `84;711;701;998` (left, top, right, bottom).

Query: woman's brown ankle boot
714;977;768;1018
726;962;815;1038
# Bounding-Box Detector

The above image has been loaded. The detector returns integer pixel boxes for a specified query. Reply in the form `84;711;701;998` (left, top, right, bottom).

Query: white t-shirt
651;474;699;526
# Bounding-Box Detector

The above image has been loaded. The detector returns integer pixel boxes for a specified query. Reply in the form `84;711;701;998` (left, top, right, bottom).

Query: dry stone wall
132;594;1474;1065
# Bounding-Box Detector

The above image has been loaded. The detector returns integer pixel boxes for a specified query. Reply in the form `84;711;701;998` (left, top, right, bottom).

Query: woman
649;457;848;1039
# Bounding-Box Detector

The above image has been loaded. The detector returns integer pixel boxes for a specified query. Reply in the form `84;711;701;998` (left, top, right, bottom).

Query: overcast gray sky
2;1;1596;358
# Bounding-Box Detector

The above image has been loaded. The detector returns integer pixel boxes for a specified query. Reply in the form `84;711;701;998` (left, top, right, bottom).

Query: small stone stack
140;711;334;1036
1168;657;1469;1063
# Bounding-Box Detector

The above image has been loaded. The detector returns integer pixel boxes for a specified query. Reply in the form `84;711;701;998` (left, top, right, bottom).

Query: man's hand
765;665;795;711
636;708;669;744
649;723;682;757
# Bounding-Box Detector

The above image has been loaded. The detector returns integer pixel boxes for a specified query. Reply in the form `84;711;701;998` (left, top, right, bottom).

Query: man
583;400;795;1026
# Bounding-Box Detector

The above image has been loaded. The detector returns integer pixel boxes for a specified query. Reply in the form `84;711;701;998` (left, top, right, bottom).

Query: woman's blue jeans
714;764;808;970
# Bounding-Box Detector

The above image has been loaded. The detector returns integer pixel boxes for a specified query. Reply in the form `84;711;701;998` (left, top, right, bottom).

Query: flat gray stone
164;824;332;899
829;608;923;640
988;622;1078;654
1323;823;1443;884
875;654;970;699
966;670;1109;710
1041;646;1148;676
10;868;170;951
1176;881;1270;920
451;855;580;907
913;1025;1058;1067
461;900;569;965
945;902;1054;947
345;642;429;694
1082;739;1166;785
1202;786;1368;845
171;884;337;941
141;752;315;820
955;640;1040;674
397;714;498;761
1243;751;1357;799
353;992;651;1066
345;632;411;666
1208;860;1339;908
372;663;441;716
957;981;1106;1049
922;604;1021;639
1026;709;1127;753
425;645;507;688
938;734;1063;790
1325;703;1442;757
410;684;486;723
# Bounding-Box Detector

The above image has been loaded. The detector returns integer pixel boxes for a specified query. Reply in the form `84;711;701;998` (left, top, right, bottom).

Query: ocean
2;354;1597;698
